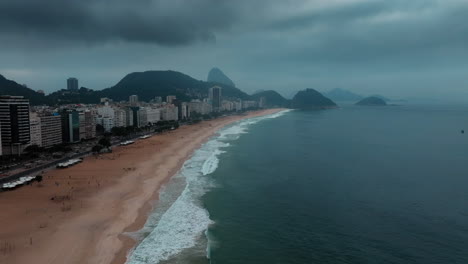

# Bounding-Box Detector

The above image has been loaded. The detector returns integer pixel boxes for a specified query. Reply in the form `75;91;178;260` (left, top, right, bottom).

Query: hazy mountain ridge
0;70;251;105
324;88;363;102
2;71;337;110
356;96;387;106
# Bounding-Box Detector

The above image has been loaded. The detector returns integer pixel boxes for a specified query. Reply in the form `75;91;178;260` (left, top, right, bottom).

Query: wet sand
0;109;283;264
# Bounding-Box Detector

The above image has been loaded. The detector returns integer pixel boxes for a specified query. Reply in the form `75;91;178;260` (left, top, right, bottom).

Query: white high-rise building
189;100;212;115
67;77;78;90
114;108;127;127
29;113;42;147
146;108;161;124
40;115;62;148
95;116;114;132
138;107;160;127
97;103;115;118
160;105;179;121
129;95;139;106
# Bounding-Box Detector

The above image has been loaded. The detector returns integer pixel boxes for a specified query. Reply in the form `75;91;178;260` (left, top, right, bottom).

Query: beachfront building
188;100;212;115
154;96;163;104
95;103;119;132
95;116;114;132
114;108;127;127
259;97;267;108
180;102;190;120
97;103;115;119
242;100;258;109
160;105;179;121
40;115;63;148
129;107;140;127
0;123;2;156
209;86;222;112
147;108;161;124
138;107;161;127
125;107;135;127
221;100;236;112
235;100;242;111
0;96;31;155
61;110;81;143
138;108;148;127
79;111;96;140
29;112;43;147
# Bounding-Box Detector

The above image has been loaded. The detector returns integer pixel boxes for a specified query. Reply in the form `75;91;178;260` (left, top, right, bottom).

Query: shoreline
0;108;284;264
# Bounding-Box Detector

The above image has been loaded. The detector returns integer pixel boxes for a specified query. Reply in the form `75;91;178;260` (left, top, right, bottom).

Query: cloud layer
1;0;468;101
0;0;242;45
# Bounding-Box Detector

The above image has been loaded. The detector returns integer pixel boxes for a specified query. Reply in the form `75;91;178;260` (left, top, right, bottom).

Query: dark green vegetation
251;90;289;107
100;70;248;102
0;71;249;105
1;71;337;110
291;88;337;109
207;67;235;87
0;74;48;105
356;96;387;106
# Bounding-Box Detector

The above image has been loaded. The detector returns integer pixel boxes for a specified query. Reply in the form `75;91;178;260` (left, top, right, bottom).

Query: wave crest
126;110;290;264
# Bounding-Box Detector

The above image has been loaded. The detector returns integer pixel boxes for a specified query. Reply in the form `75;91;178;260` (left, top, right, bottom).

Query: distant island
324;88;363;102
356;96;387;106
292;88;337;110
369;94;390;102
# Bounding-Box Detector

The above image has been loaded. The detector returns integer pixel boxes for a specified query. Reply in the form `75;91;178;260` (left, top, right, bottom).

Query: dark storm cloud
2;0;468;101
0;0;239;45
269;0;432;30
260;0;468;65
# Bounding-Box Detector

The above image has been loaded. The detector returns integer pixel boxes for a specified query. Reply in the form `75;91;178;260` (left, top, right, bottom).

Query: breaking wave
126;110;291;264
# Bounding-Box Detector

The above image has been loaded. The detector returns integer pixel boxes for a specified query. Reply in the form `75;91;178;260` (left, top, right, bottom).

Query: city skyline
0;81;264;156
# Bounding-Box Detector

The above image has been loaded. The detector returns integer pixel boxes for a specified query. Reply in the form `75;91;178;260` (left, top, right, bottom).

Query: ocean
127;104;468;264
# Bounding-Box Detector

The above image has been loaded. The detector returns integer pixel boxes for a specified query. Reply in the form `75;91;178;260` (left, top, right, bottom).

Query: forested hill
0;70;251;105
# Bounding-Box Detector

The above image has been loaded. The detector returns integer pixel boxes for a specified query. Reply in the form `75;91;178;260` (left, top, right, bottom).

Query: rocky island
356;96;387;106
291;88;337;110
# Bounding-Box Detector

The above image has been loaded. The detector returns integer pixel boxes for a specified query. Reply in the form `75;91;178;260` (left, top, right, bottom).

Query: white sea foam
126;109;290;264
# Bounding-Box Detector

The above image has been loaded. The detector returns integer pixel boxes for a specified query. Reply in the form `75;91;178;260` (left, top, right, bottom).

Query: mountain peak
207;67;235;87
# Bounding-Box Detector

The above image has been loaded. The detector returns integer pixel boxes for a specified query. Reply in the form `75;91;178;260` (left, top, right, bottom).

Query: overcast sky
1;0;467;101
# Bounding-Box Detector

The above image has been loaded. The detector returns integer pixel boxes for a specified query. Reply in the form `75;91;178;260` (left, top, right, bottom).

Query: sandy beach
0;108;282;264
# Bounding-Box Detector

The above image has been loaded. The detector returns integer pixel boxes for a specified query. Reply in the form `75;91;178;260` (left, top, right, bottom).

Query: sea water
126;110;291;264
128;104;468;264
